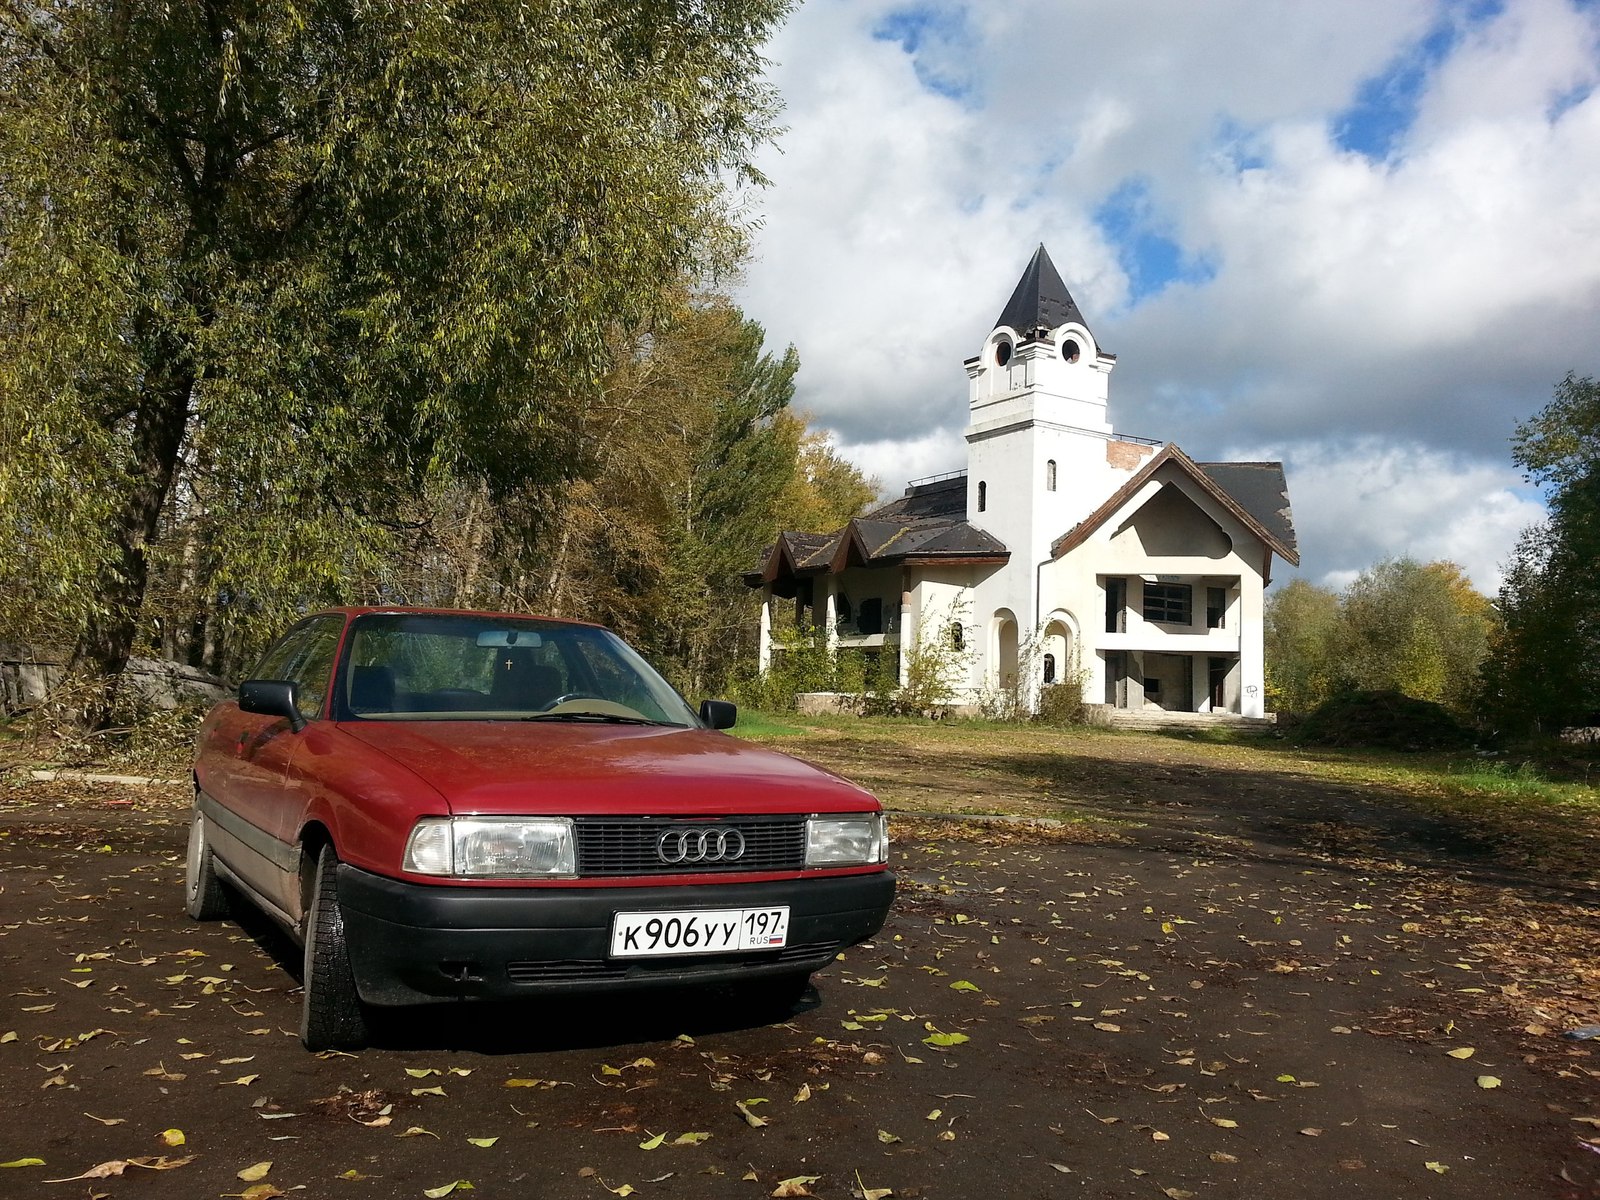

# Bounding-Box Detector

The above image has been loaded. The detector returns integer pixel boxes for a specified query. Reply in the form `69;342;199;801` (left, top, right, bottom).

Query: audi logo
657;826;746;864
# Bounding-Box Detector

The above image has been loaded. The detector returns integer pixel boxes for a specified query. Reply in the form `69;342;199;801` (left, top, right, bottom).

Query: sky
732;0;1600;594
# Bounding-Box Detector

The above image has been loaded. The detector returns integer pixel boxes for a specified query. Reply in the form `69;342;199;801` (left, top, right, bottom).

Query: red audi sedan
188;607;894;1050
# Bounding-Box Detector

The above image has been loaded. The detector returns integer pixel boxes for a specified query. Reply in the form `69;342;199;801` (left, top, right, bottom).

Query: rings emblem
657;826;746;864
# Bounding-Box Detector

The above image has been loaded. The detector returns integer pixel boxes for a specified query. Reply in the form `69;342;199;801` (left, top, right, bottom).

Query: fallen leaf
422;1182;474;1199
83;1114;125;1127
0;1159;44;1168
771;1175;821;1197
225;1074;260;1086
1446;1047;1475;1059
922;1032;968;1048
1210;1152;1239;1164
638;1133;665;1151
1093;1022;1122;1033
949;980;981;992
735;1102;768;1128
793;1084;811;1103
158;1131;185;1147
877;1129;901;1144
1210;1117;1238;1129
1425;1162;1449;1175
1162;1190;1195;1200
237;1185;285;1200
672;1133;712;1146
405;1068;441;1079
1476;1076;1502;1089
466;1137;499;1149
396;1127;438;1139
1300;1128;1323;1137
237;1162;273;1181
411;1086;446;1097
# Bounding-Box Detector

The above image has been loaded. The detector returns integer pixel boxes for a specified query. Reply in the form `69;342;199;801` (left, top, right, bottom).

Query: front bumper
336;864;897;1007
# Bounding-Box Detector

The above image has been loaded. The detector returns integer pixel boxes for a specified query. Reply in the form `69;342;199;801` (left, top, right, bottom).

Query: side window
250;627;312;683
280;617;344;721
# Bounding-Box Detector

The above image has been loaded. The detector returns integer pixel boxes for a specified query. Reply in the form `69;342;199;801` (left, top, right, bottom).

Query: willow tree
0;0;789;716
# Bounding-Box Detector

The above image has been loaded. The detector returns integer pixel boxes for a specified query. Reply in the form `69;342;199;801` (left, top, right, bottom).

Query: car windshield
340;613;699;726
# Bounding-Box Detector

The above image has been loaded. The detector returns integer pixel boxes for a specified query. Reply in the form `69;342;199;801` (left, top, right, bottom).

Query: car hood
338;720;878;816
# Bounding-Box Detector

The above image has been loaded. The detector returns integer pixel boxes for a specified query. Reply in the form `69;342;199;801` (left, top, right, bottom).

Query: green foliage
1482;374;1600;734
1295;690;1474;751
1265;579;1341;713
876;600;974;717
0;0;792;712
1266;560;1494;717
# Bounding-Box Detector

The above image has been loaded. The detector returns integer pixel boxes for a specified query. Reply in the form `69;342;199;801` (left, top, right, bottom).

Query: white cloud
1238;438;1548;594
737;0;1600;589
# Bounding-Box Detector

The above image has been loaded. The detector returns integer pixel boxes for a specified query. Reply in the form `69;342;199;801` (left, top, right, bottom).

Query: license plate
609;906;790;958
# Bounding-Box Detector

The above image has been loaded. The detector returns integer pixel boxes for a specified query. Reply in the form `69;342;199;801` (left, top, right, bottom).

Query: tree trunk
73;363;195;726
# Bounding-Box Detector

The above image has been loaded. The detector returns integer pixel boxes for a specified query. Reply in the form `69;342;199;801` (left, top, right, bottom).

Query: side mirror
699;699;737;730
239;679;307;733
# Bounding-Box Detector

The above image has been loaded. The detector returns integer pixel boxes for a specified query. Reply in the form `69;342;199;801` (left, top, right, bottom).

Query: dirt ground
1;730;1597;1200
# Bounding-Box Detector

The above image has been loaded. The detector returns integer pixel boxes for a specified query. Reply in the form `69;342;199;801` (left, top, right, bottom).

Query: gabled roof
995;244;1092;337
1050;444;1299;566
745;473;1008;589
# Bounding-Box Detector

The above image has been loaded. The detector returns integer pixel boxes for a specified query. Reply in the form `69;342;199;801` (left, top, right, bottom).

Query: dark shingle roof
745;472;1008;588
1197;463;1298;559
995;244;1091;337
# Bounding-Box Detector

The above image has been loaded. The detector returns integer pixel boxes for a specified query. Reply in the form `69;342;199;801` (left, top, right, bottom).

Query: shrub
1295;689;1474;751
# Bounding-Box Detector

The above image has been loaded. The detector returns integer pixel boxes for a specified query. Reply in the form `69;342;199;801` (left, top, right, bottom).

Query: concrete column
898;581;914;689
1239;570;1266;718
757;589;773;675
824;578;838;659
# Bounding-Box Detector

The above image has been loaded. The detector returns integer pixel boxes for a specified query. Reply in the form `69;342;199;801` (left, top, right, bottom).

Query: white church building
746;246;1298;720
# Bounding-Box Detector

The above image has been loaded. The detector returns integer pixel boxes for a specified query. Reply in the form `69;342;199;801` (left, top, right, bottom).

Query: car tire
300;845;371;1052
184;805;230;921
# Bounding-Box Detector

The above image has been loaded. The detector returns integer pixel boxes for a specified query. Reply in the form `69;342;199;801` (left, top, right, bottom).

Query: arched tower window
977;481;987;512
1046;459;1057;492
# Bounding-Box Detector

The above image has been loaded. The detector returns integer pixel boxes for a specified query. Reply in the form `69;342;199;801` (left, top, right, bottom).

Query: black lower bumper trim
335;866;896;1006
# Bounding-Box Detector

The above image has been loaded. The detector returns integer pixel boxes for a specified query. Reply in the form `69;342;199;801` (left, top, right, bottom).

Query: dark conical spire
994;244;1090;336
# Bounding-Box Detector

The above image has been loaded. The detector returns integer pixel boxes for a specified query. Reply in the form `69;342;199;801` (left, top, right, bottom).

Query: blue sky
734;0;1600;592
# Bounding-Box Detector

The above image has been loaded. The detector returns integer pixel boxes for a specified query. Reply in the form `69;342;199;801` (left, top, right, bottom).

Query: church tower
963;246;1120;613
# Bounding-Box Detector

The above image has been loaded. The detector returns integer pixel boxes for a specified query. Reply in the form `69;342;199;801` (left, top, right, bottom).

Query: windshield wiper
519;712;673;725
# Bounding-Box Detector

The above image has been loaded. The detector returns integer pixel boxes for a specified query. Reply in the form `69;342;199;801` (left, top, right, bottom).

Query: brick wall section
1106;440;1156;471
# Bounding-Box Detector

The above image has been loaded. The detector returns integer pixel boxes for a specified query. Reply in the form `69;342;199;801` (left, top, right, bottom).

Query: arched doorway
993;610;1019;690
1042;616;1074;687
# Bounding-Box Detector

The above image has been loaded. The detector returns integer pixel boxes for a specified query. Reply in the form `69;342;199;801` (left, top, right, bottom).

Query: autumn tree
1264;578;1340;714
0;0;791;718
1481;373;1600;733
1265;560;1495;717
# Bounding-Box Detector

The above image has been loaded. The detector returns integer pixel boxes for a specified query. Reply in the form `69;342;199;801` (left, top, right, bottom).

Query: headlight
805;813;888;867
403;817;576;878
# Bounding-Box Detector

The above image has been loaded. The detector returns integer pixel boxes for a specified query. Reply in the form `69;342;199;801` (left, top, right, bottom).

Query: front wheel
184;805;230;921
300;845;371;1052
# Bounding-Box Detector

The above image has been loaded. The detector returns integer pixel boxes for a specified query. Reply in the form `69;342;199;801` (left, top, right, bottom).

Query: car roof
314;606;608;632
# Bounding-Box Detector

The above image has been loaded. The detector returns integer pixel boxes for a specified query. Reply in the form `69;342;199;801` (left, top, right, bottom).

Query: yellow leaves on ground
771;1175;821;1197
422;1182;474;1198
236;1161;272;1181
1446;1046;1475;1059
43;1156;194;1182
1477;1076;1502;1089
466;1137;498;1148
0;1158;45;1168
736;1100;769;1128
158;1129;185;1146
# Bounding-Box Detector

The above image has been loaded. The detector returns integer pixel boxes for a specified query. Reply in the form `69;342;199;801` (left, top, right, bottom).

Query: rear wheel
300;845;371;1051
184;805;229;921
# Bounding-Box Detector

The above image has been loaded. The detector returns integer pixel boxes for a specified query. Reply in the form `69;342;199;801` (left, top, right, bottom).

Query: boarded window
1142;583;1192;625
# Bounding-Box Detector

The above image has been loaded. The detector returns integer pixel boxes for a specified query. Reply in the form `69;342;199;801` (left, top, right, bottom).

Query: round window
995;340;1012;367
1061;338;1080;363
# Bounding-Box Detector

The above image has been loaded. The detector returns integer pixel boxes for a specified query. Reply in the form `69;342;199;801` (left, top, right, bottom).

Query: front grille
574;815;806;876
506;941;838;984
